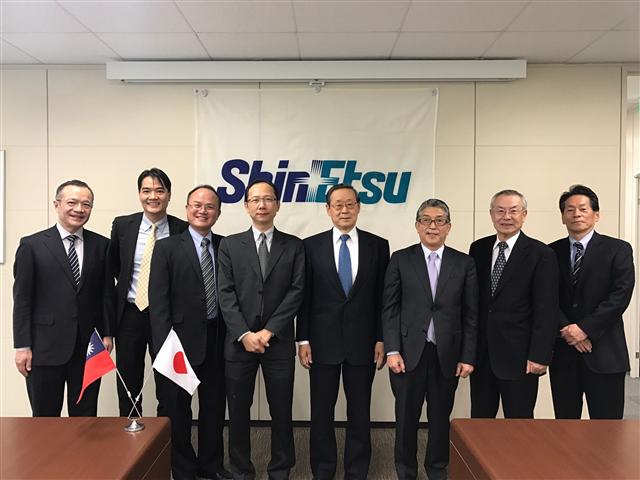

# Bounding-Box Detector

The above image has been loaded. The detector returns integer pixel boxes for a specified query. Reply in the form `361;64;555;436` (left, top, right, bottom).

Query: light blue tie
426;251;438;344
338;234;352;296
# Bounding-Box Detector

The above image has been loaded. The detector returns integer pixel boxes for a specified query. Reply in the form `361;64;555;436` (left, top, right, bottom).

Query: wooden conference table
450;418;640;479
0;417;170;479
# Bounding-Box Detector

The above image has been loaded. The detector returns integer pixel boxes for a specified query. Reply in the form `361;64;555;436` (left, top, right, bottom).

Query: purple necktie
426;251;438;344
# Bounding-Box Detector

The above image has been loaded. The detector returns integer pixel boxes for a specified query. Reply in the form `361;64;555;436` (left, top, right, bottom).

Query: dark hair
325;184;360;206
559;184;599;212
186;184;222;211
137;168;172;193
55;179;94;202
490;189;528;210
416;198;451;222
244;179;280;202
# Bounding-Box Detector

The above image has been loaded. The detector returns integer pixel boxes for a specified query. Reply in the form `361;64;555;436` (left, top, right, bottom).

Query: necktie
491;241;508;296
66;234;80;287
338;234;353;296
426;251;438;344
201;237;217;319
135;223;157;311
572;242;583;285
258;233;269;279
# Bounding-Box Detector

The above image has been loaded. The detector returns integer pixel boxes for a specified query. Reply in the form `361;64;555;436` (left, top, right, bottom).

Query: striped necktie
66;234;80;287
572;242;583;285
201;237;217;318
135;223;157;311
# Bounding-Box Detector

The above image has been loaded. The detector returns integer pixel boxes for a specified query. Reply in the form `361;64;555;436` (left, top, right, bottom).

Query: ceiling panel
509;1;637;31
402;1;526;32
0;1;86;33
199;33;299;59
0;33;119;64
98;33;209;60
392;32;500;58
59;1;191;33
177;1;296;33
0;39;40;64
293;0;409;33
298;32;396;59
570;31;640;63
485;31;603;63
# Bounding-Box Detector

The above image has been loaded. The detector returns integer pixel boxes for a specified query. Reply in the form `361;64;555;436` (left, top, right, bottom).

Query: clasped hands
241;329;273;354
561;323;592;353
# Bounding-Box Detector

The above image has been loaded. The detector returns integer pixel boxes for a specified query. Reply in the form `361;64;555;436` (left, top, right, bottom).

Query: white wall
0;64;634;420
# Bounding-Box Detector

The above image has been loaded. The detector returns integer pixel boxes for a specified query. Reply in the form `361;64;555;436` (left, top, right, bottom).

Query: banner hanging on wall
196;85;438;250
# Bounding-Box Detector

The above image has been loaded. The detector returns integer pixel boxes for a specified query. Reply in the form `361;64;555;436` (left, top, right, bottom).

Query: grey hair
490;189;528;210
416;198;451;222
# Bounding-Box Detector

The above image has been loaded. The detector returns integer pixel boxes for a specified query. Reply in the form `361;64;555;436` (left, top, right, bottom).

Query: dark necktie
491;241;508;296
258;233;269;279
200;237;217;319
572;242;583;285
338;234;353;295
66;234;80;287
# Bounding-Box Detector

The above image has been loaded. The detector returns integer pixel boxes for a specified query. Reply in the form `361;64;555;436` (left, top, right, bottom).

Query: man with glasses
469;189;558;419
108;168;187;418
297;183;389;480
13;179;115;417
218;179;305;480
149;185;230;480
383;198;477;480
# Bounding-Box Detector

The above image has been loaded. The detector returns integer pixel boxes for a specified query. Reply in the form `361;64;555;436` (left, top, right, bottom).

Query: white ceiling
0;0;638;65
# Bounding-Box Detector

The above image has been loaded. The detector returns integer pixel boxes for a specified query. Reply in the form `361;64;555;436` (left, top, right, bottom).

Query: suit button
258;290;263;294
488;309;493;313
572;303;578;308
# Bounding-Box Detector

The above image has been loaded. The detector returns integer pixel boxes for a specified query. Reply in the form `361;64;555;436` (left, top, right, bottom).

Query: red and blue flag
76;330;115;404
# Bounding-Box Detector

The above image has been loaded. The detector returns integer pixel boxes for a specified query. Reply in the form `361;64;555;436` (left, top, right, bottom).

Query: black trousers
390;343;459;480
550;340;626;419
161;320;227;480
470;352;539;419
226;355;295;480
309;362;375;480
115;302;164;417
26;330;100;417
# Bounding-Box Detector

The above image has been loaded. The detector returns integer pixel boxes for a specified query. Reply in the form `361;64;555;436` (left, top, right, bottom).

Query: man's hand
241;332;266;354
102;336;113;354
298;344;313;369
456;362;474;378
256;329;273;348
560;323;588;345
526;360;547;375
15;349;32;377
574;338;592;353
388;353;405;374
374;342;386;370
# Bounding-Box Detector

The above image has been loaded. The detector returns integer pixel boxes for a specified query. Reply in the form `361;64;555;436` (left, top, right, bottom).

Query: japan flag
152;329;200;395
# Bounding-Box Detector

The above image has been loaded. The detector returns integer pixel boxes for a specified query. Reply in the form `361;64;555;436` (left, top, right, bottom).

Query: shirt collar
420;243;445;258
188;226;211;244
493;230;520;251
252;226;274;242
569;229;595;249
332;226;358;244
141;214;168;230
56;223;84;241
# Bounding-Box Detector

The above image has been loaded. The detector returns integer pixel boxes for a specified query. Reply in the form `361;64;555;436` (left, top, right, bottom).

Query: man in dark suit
549;184;635;419
297;184;389;480
218;179;305;480
383;198;478;480
469;189;558;419
108;168;187;417
13;179;114;416
149;185;230;480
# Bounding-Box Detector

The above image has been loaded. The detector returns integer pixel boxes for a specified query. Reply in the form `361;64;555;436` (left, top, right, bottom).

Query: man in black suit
149;185;230;480
108;168;187;417
383;199;478;480
469;189;558;419
297;184;389;480
13;179;114;416
549;184;635;419
218;179;305;480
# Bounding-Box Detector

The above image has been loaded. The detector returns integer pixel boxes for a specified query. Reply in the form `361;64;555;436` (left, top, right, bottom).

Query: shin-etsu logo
216;159;412;204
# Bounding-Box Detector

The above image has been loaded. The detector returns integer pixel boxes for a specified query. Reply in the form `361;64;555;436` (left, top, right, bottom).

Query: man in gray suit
383;199;478;480
218;179;305;480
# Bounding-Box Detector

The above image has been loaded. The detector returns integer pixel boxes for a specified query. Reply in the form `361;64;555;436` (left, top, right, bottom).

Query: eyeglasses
188;202;218;212
246;196;277;205
59;199;93;210
492;208;525;217
330;201;358;211
417;216;449;227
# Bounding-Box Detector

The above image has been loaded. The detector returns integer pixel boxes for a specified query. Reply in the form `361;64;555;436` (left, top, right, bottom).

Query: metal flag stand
116;368;147;432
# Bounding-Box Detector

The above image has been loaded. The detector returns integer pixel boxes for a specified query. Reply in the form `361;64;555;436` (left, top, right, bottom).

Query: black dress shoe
196;468;233;480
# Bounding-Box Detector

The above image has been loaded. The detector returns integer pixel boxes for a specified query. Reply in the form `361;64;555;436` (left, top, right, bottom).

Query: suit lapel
556;237;572;286
409;244;431;300
318;230;345;297
493;232;530;298
436;247;455;297
123;213;142;277
264;229;286;281
42;226;78;289
347;229;369;299
181;230;203;282
576;231;600;289
78;231;96;291
241;229;263;281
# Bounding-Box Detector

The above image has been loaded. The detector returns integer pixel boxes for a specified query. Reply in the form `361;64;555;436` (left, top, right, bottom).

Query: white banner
196;84;438;251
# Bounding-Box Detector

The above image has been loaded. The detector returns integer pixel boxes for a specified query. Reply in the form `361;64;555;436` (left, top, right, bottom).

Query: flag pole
126;368;154;419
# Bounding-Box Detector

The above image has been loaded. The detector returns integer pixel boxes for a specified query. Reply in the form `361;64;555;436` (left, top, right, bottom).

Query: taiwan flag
153;329;200;395
76;330;115;404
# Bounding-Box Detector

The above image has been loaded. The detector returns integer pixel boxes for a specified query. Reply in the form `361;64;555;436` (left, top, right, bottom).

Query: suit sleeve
296;240;313;342
459;257;479;365
148;240;173;356
376;239;391;342
217;238;252;340
579;241;635;340
527;246;560;365
12;239;34;348
263;239;305;338
382;252;402;354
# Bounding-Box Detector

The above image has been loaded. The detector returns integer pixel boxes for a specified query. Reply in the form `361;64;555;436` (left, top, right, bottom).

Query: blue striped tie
66;234;80;287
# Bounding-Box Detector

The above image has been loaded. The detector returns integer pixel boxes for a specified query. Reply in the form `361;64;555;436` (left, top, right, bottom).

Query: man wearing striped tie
13;179;115;416
549;185;635;419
